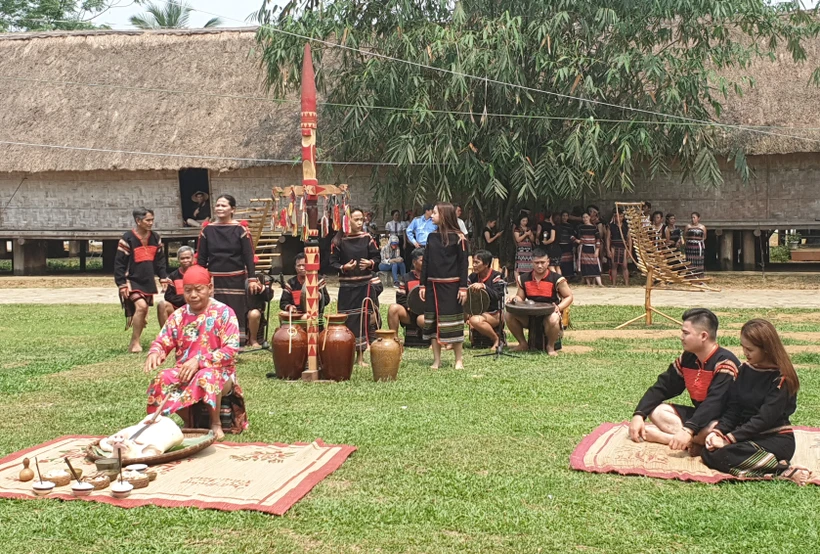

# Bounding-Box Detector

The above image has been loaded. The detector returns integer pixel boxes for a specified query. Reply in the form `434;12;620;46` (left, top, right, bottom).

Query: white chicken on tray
99;415;184;458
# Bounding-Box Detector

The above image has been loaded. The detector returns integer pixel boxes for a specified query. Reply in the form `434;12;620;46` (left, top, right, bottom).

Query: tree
129;0;221;29
255;0;820;220
0;0;111;32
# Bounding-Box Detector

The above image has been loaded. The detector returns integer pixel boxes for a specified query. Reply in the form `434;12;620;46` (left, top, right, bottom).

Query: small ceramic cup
32;481;55;496
110;481;133;499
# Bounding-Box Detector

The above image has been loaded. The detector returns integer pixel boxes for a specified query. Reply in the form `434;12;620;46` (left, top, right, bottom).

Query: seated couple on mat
144;265;248;441
630;309;808;485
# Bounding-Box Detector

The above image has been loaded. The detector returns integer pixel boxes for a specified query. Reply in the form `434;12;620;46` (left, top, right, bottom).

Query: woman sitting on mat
702;319;809;485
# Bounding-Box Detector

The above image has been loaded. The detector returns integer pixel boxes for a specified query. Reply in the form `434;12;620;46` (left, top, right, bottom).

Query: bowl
110;481;133;499
43;470;71;487
71;482;94;497
32;481;55;496
95;457;120;478
125;464;148;473
83;473;111;490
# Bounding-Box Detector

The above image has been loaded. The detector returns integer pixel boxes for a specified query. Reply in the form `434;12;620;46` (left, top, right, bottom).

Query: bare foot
490;341;499;350
358;361;369;368
430;364;440;370
546;348;558;356
211;424;225;442
129;343;143;354
511;343;529;352
454;362;464;370
644;425;672;445
247;342;261;348
782;466;811;486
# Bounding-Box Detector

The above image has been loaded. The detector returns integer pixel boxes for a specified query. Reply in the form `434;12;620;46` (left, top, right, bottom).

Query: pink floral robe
146;299;247;429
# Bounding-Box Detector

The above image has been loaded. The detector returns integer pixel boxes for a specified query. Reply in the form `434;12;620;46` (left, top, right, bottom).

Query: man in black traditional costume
161;245;195;326
388;247;425;334
466;249;506;350
114;207;170;353
280;252;331;326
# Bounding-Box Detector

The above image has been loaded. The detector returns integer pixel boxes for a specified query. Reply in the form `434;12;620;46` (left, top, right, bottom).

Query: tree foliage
129;0;221;29
256;1;819;217
0;0;110;31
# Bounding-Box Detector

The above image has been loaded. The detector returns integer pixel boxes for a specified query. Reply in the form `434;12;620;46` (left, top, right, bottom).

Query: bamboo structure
613;202;718;330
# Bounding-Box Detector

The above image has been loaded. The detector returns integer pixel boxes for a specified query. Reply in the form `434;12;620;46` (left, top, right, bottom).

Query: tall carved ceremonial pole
301;43;321;381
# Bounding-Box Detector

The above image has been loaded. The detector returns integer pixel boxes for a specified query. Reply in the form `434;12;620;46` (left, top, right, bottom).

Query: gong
505;299;555;318
463;287;491;316
407;286;425;315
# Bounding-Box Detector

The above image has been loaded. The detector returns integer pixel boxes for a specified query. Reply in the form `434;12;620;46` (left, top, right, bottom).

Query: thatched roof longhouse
0;27;819;175
0;27;297;173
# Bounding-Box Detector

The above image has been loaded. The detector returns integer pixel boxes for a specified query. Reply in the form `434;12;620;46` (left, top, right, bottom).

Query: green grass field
1;305;818;553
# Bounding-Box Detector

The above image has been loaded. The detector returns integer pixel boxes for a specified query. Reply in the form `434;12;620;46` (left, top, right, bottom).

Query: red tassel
253;255;260;264
240;220;249;228
201;220;210;228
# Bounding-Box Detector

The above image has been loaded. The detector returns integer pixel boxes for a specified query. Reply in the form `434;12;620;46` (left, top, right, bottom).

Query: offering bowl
32;481;55;496
110;481;133;499
71;482;94;497
44;469;71;487
125;464;148;473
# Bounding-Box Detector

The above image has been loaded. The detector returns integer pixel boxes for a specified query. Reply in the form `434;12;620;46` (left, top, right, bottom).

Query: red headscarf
182;265;211;286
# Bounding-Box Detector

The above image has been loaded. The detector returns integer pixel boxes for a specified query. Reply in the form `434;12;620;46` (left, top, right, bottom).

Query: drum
407;286;425;315
463;287;490;317
504;299;556;318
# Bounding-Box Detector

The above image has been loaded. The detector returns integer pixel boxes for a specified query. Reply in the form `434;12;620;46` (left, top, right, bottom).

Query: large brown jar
272;311;308;380
370;329;402;381
318;314;356;381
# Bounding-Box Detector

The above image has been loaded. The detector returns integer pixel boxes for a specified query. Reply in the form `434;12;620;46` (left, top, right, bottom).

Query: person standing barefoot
419;203;469;369
114;207;170;353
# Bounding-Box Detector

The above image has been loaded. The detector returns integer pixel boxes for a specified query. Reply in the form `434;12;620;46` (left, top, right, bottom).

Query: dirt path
0;283;817;308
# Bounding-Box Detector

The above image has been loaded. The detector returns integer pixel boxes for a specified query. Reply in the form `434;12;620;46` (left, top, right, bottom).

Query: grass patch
1;305;819;553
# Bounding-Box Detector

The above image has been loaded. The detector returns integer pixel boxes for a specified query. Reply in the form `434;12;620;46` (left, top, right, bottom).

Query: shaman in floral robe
146;299;248;430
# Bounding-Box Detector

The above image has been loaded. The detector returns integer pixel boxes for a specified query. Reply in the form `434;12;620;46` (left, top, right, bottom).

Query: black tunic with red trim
279;275;331;314
634;346;740;433
330;232;382;350
467;269;505;314
420;232;469;343
396;270;422;311
163;268;186;309
519;270;565;304
196;222;257;342
114;230;167;294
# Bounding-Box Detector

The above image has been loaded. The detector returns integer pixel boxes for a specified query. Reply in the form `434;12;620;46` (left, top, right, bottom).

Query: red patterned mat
0;436;355;515
570;422;820;484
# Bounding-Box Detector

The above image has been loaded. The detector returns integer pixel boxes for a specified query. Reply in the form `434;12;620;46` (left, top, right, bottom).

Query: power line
0;139;431;166
159;0;820;147
4;74;820;135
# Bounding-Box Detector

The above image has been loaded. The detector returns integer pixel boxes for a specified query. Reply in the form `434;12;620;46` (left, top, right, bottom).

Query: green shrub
770;245;791;263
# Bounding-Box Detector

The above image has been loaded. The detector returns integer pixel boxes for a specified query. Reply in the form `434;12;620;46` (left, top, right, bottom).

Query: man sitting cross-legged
465;249;506;350
629;308;739;454
505;247;574;356
161;245;195;327
144;265;248;441
388;248;426;337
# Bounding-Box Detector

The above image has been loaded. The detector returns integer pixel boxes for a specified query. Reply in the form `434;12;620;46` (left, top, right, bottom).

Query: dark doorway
178;168;211;226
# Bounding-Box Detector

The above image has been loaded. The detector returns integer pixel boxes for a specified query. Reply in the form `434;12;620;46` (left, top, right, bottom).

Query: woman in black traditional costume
607;209;631;286
576;213;603;286
703;319;809;485
539;212;562;274
330;207;382;367
684;212;707;276
196;194;261;345
663;213;682;249
513;213;534;284
114;207;170;353
419;202;469;370
483;219;503;260
557;211;576;278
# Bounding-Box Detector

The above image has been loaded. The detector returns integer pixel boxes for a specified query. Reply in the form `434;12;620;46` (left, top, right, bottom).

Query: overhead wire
158;0;820;146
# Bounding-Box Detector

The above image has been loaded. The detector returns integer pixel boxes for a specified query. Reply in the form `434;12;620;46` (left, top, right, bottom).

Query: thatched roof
0;27;819;174
0;27;298;173
712;35;820;156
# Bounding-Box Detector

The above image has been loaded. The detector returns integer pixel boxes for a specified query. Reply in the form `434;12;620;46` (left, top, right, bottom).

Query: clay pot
318;314;356;381
272;312;308;380
370;329;402;381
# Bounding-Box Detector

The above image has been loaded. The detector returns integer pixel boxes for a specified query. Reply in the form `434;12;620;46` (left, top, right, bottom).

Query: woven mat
570;422;820;484
0;436;356;515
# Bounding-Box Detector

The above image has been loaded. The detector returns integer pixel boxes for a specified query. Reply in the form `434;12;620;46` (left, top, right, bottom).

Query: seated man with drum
465;249;506;350
280;252;331;327
246;272;275;349
505;246;574;356
144;265;248;441
388;248;426;340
